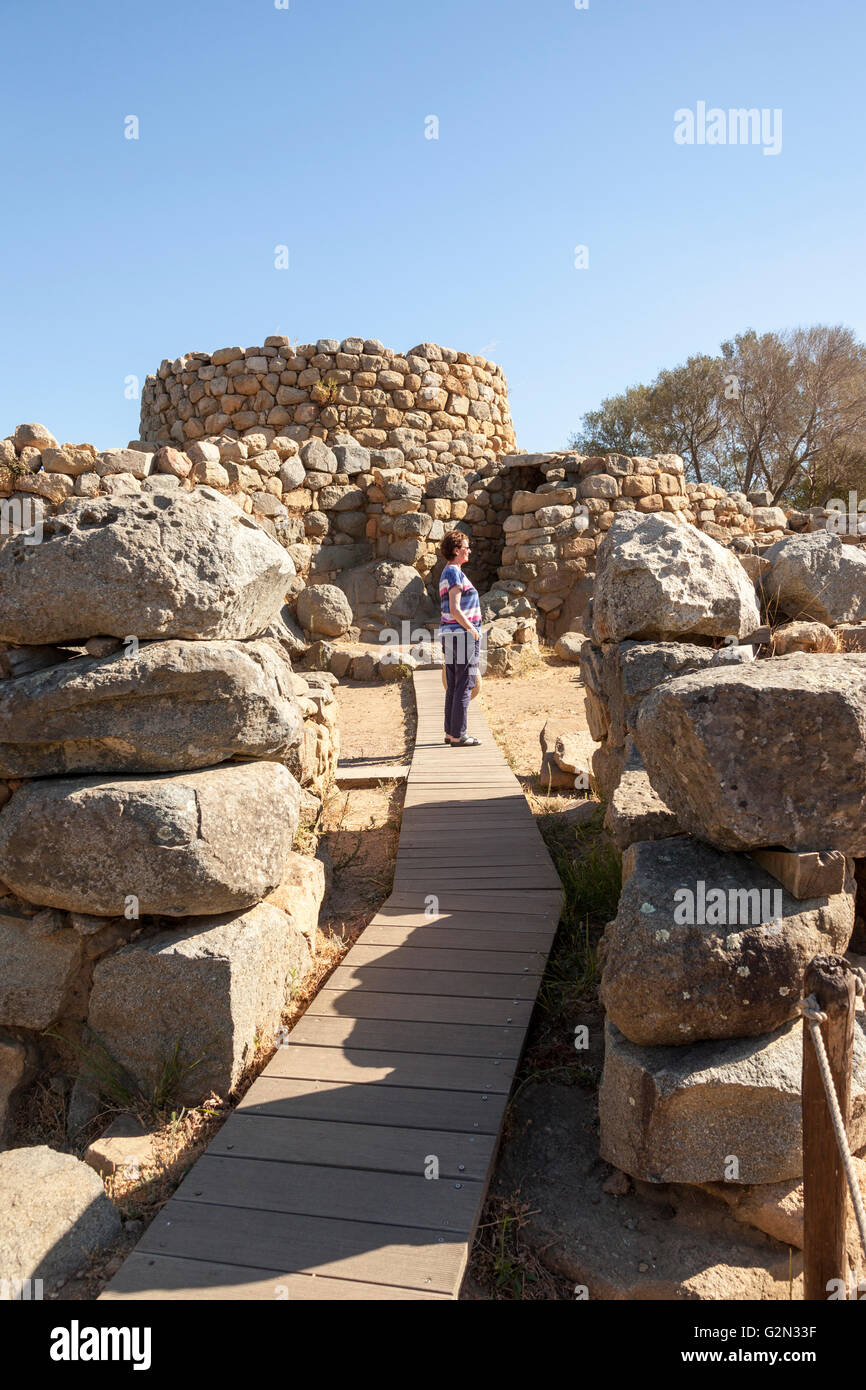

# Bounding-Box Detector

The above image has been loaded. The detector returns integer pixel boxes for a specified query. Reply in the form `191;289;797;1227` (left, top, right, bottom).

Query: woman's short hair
440;530;468;561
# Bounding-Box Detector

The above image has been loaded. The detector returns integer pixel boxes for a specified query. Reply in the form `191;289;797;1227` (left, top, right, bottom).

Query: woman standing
438;530;483;747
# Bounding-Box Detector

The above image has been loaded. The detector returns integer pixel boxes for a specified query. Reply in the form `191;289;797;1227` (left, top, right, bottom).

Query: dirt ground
480;653;588;782
331;676;415;763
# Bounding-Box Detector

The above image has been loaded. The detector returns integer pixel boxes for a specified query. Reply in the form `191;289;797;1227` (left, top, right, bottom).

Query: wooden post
802;954;857;1300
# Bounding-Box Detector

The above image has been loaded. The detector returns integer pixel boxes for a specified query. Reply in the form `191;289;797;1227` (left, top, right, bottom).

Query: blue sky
1;0;863;451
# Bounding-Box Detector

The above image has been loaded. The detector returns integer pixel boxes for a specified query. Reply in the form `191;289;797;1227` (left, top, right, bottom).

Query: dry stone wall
139;336;516;468
0;488;337;1149
579;514;866;1240
493;450;807;641
2;374;845;676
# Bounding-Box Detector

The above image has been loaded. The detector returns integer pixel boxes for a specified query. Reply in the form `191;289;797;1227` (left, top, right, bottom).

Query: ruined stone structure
580;512;866;1251
0;486;337;1152
3;359;866;1288
139;337;516;466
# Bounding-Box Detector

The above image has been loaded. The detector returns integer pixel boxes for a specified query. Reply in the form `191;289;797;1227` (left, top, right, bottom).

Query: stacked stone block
138;337;515;469
581;513;865;1238
494;451;805;641
0;489;337;1145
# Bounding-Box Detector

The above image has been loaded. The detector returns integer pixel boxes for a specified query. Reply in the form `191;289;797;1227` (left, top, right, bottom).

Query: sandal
454;735;482;746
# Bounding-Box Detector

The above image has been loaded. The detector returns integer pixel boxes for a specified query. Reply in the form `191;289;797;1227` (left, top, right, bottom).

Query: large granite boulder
592;513;761;643
0;1146;121;1290
85;902;312;1104
0;762;300;916
0;639;303;776
0;908;83;1029
634;653;866;854
603;762;681;850
581;639;718;750
762;531;866;625
599;1015;866;1184
296;583;353;638
334;559;438;635
0;490;293;644
600;836;854;1045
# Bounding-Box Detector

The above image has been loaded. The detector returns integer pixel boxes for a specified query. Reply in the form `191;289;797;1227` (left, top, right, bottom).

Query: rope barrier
796;979;866;1260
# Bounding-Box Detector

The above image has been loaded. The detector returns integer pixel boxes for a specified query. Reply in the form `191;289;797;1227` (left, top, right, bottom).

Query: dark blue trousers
442;627;479;739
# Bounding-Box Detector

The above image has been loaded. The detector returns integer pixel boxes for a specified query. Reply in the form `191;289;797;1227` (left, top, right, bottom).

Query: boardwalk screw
481;1095;488;1101
458;1165;465;1171
455;1183;462;1189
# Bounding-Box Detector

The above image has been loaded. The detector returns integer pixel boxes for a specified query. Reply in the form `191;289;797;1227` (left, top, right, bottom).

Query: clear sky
1;0;863;451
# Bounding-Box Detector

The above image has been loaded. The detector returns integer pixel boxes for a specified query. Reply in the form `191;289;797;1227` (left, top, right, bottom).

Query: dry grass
468;1191;575;1300
12;1076;68;1152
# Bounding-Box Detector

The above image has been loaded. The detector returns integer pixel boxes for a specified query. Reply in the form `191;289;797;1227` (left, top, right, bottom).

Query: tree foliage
570;325;866;505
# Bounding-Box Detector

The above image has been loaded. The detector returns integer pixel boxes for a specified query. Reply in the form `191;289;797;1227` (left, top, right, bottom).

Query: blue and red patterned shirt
439;563;481;633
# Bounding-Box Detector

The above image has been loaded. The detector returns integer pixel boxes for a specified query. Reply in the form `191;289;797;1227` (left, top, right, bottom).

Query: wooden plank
385;892;561;918
288;1015;524;1059
395;844;553;860
394;849;556;866
398;808;536;822
399;810;540;823
341;943;547;974
358;925;554;951
101;1254;447;1300
749;847;847;900
391;867;562;889
131;1203;468;1294
402;792;528;807
207;1112;496;1179
262;1044;517;1093
361;924;555;947
336;764;410;787
394;847;551;861
309;987;533;1026
323;964;541;1001
235;1077;507;1134
368;905;558;928
391;822;542;834
171;1155;481;1231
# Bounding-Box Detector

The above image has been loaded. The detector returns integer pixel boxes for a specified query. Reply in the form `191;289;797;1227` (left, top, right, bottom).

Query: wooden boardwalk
101;669;563;1301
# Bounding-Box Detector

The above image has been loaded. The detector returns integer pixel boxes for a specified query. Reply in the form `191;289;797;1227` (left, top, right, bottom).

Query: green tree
570;324;866;504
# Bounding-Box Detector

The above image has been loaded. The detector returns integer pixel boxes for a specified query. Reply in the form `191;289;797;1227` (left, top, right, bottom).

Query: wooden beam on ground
750;848;847;900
